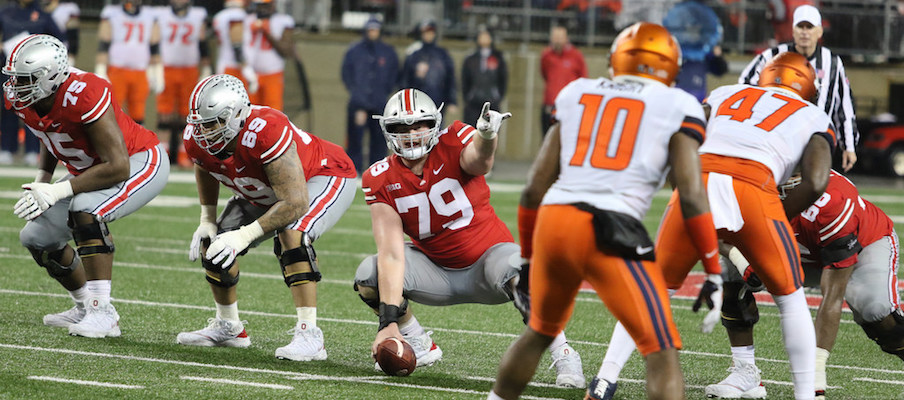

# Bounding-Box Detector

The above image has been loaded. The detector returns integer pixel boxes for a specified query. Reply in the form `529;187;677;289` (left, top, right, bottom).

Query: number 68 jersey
362;120;514;269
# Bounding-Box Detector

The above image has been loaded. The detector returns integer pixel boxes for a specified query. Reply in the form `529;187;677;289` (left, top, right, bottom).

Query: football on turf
375;337;417;376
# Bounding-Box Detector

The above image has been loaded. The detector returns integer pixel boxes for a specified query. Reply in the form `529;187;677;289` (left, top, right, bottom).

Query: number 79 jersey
699;83;836;185
543;76;707;222
362;121;514;269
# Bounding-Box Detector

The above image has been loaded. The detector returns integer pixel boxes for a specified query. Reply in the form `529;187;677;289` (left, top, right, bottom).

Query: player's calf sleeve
683;212;720;274
598;322;636;382
774;288;816;400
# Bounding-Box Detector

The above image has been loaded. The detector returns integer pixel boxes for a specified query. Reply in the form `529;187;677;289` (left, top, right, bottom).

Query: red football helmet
758;52;817;101
609;22;682;86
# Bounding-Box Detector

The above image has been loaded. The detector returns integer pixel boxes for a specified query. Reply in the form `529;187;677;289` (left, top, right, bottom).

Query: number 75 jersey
699;84;836;185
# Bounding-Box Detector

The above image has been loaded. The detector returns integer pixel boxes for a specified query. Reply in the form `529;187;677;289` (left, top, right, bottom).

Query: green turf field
0;170;902;400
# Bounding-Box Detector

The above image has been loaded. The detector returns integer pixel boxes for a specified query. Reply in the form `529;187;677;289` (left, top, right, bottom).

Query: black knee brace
278;234;321;287
28;247;79;278
68;212;115;257
202;257;239;288
861;310;904;360
720;281;760;329
353;283;409;315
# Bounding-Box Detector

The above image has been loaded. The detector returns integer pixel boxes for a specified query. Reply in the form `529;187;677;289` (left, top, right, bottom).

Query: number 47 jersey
543;76;707;222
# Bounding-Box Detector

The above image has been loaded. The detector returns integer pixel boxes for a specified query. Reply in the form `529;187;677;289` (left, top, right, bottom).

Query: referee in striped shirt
739;5;858;172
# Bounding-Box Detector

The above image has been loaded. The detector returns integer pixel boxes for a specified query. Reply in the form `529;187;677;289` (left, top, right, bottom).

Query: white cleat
43;305;85;328
549;343;586;388
68;297;121;338
176;318;250;348
275;321;327;361
705;359;767;398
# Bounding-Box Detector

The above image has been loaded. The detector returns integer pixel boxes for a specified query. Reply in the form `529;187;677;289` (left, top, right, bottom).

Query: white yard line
27;375;144;389
853;377;904;386
180;376;294;390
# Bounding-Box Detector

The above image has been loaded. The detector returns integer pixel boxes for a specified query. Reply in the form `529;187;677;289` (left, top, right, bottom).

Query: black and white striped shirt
739;43;858;152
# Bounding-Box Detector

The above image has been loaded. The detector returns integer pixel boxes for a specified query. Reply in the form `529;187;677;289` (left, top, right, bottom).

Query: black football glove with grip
512;258;531;324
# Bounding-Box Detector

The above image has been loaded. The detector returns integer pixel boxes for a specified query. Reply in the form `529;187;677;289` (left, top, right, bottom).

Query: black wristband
378;302;401;331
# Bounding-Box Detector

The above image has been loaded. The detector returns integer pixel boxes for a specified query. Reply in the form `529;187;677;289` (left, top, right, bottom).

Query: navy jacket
341;36;399;112
0;3;64;60
400;41;456;107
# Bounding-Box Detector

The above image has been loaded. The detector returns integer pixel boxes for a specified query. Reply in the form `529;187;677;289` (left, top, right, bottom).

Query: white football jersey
50;2;79;32
700;83;836;186
246;13;294;75
101;5;157;69
543;76;706;221
212;7;248;72
155;6;207;67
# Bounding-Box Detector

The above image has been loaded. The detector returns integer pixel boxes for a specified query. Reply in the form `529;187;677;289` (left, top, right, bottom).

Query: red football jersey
9;69;159;176
184;106;355;206
791;170;894;269
362;120;514;269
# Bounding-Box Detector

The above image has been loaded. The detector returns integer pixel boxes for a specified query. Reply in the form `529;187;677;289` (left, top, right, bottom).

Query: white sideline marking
27;375;144;389
854;377;904;385
180;376;294;390
134;245;373;259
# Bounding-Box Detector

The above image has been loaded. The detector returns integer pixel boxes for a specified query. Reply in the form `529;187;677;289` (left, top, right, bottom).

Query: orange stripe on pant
656;155;803;295
108;66;149;122
529;204;681;356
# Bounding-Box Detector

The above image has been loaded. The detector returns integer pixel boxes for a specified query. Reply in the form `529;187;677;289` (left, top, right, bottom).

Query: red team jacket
184;106;355;207
791;170;894;269
8;69;159;175
362;120;513;269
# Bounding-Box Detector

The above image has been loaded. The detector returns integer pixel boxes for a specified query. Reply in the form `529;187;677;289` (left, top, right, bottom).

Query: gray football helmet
186;74;251;157
374;88;443;160
2;34;70;110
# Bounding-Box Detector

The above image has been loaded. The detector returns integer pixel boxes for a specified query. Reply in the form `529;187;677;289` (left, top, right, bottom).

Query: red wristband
517;205;538;259
684;212;720;275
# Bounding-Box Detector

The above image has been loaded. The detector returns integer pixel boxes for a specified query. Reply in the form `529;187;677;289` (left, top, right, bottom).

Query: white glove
14;181;72;220
206;221;264;268
475;102;512;140
698;274;723;334
241;64;259;94
189;205;218;261
94;63;109;82
147;63;165;95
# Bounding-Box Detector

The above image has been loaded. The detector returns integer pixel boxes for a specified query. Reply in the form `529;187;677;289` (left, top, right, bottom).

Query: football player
211;0;257;93
9;34;169;338
490;22;718;400
708;170;902;399
354;88;585;387
245;0;295;111
41;0;79;68
176;74;357;362
589;52;834;400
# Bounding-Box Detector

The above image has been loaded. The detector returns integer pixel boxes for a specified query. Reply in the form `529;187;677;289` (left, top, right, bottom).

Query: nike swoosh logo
705;249;718;259
636;245;653;255
50;122;61;128
236;166;246;173
432;164;444;175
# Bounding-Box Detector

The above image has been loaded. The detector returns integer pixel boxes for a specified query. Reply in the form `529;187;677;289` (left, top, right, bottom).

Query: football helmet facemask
2;34;70;110
779;173;803;200
374;89;443;160
187;74;251;158
758;52;817;101
609;22;682;86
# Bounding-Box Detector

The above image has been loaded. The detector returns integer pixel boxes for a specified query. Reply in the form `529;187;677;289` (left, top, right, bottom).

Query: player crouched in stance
709;170;903;399
354;88;586;387
10;34;169;338
176;74;357;361
490;22;719;400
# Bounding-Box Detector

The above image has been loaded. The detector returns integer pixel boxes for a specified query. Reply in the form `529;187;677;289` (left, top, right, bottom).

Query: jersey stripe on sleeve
81;88;111;123
456;125;475;145
261;126;292;164
678;116;706;143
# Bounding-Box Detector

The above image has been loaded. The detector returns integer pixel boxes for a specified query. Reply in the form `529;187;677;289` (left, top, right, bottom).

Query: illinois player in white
95;0;162;125
175;74;357;362
710;170;902;399
355;88;586;387
245;0;295;111
490;22;718;400
212;0;257;93
7;34;169;338
41;0;79;67
154;0;210;166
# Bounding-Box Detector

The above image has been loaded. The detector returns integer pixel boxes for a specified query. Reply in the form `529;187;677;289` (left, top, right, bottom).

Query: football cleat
585;376;618;400
704;359;767;399
275;321;327;361
176;318;250;348
550;343;586;388
43;305;85;328
68;297;120;338
815;389;826;399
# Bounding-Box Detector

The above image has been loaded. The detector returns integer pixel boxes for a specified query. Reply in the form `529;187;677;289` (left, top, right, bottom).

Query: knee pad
68;212;115;257
279;234;321;287
861;310;904;359
202;257;239;288
28;247;79;278
353;283;409;314
720;281;760;329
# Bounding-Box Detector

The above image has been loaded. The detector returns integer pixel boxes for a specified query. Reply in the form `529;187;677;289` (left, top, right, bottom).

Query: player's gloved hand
241;65;259;94
729;246;766;292
512;258;531;324
694;273;723;333
94;63;109;82
15;181;72;220
147;64;165;95
475;102;512;140
189;222;218;262
206;221;263;268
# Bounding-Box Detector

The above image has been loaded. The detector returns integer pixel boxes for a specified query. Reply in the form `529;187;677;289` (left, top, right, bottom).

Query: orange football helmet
609;22;682;86
758;52;817;101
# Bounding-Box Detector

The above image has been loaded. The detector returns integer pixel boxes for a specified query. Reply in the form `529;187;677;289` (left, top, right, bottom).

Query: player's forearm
68;159;130;194
194;166;220;206
376;255;405;305
256;199;306;233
